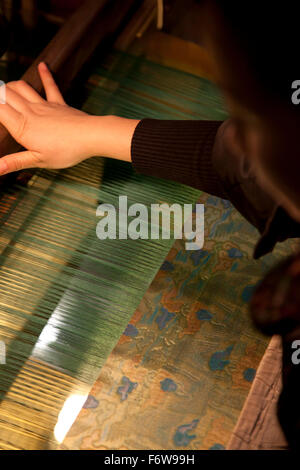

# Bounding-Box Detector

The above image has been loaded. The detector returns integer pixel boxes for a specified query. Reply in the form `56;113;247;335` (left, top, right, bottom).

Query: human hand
0;62;95;175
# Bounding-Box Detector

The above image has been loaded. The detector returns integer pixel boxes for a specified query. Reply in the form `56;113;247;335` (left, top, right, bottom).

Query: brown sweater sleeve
131;117;300;258
131;118;227;198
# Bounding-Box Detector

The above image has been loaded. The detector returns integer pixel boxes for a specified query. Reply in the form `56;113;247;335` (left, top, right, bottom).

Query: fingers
7;80;44;103
0;101;24;138
0;150;40;175
38;62;65;104
5;86;29;113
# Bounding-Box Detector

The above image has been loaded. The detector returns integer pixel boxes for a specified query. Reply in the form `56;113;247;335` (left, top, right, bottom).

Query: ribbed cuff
131;118;226;197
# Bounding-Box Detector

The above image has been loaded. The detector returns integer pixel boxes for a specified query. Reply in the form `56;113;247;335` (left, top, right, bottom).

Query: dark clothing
131;118;300;259
250;253;300;449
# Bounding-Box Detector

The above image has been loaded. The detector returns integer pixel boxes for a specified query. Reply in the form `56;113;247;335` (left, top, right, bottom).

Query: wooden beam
114;0;156;51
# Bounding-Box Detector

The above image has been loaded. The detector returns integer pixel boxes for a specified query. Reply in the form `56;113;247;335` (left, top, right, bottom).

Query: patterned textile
60;191;297;450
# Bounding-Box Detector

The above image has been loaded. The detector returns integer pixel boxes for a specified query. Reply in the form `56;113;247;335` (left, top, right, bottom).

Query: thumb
0;151;40;174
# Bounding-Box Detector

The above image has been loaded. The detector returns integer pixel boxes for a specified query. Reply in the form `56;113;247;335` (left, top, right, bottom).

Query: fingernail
0;160;8;175
39;61;47;70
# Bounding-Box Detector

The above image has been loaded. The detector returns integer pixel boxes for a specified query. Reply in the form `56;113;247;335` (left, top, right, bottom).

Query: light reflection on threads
54;394;88;443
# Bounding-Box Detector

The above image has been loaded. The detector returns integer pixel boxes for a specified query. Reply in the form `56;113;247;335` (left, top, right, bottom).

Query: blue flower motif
209;345;233;371
227;247;243;258
210;443;225;450
123;324;138;337
243;368;256;382
160;261;175;271
117;376;138;401
190;250;209;266
160;378;177;392
83;395;99;409
196;309;213;321
156;307;175;330
173;419;199;447
242;285;256;302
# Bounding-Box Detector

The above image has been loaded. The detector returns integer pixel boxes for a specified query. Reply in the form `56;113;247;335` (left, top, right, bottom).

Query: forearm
85;114;140;162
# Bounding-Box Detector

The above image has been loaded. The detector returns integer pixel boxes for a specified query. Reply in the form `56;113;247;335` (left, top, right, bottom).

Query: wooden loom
0;0;214;449
0;0;148;449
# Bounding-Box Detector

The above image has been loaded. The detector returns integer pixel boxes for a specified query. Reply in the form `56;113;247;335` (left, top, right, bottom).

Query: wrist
83;114;140;162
